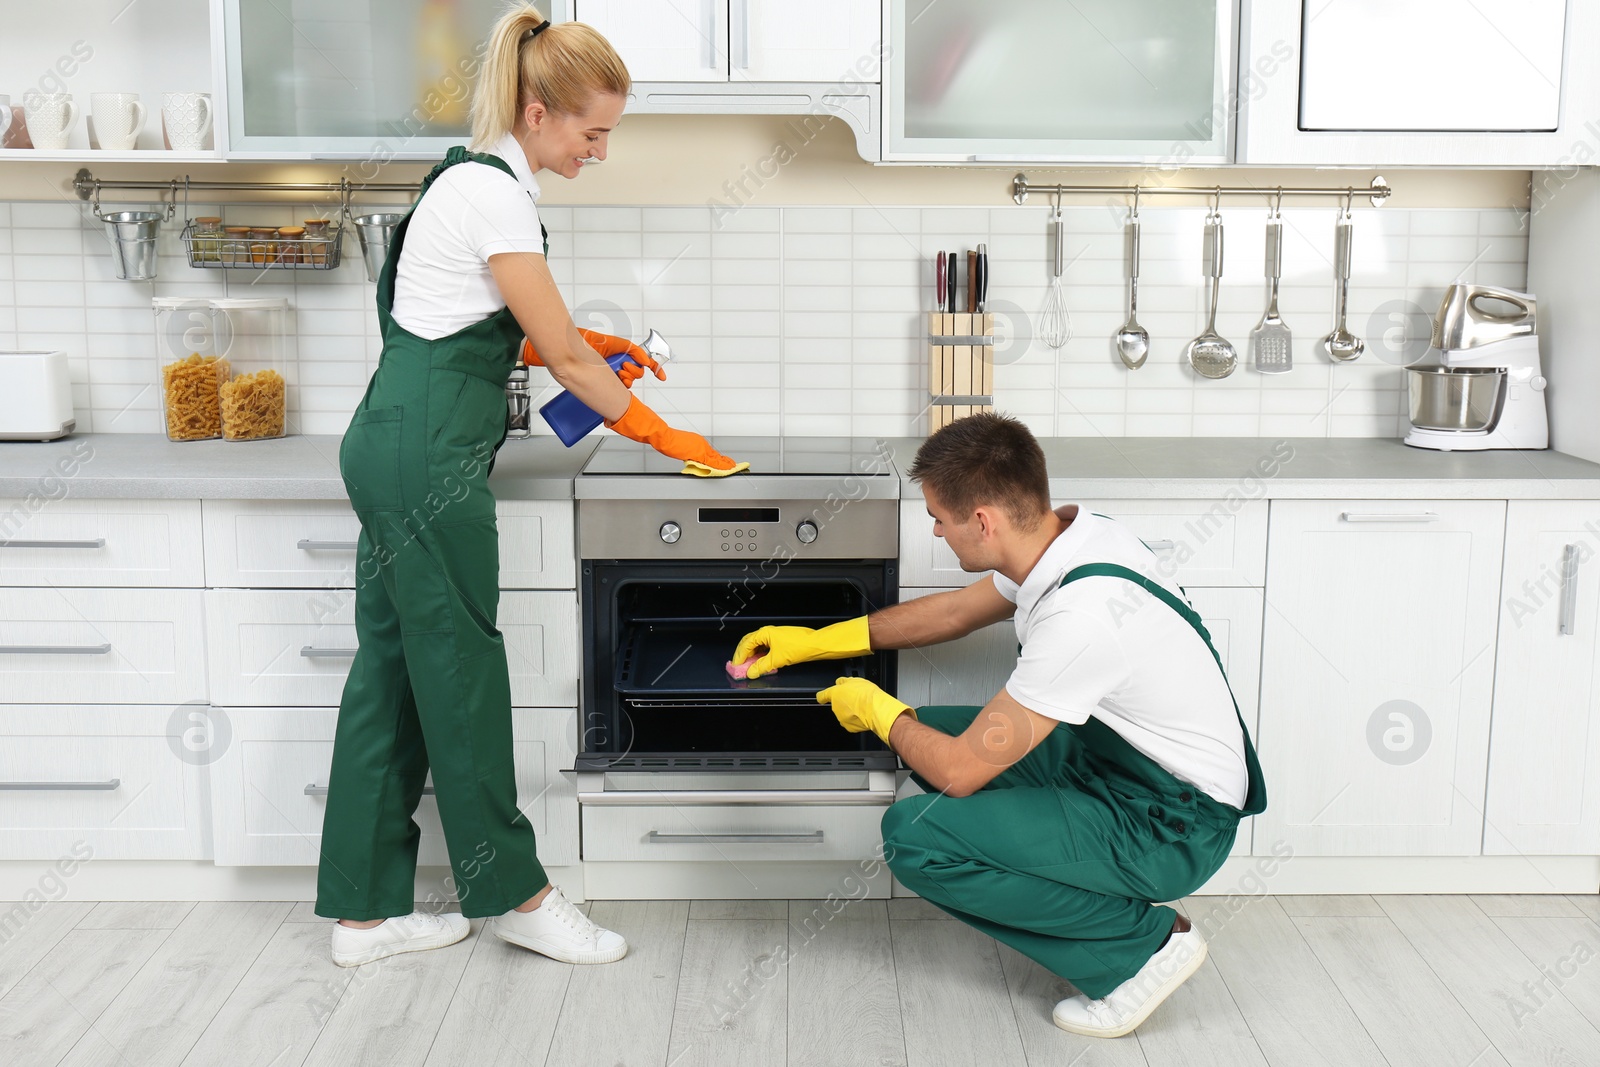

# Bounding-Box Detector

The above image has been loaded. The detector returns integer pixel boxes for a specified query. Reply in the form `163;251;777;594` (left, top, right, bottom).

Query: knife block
927;312;994;432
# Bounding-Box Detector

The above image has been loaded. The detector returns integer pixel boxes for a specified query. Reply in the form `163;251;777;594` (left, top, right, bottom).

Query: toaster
0;351;76;441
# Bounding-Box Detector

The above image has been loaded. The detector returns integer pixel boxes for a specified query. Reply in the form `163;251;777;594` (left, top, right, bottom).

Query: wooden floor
2;893;1598;1066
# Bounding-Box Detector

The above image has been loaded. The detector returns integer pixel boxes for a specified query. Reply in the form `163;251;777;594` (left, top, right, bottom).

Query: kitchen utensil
1040;197;1070;349
1404;284;1546;450
352;212;405;283
975;243;988;313
1115;206;1149;369
1323;213;1364;362
1185;207;1237;378
946;247;957;314
161;92;213;151
0;351;75;441
24;93;79;150
90;93;146;151
101;210;163;280
935;251;947;313
1251;206;1293;372
1407;366;1506;431
967;249;978;313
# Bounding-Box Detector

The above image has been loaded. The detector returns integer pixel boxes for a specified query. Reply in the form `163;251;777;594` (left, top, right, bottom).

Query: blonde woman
317;5;733;967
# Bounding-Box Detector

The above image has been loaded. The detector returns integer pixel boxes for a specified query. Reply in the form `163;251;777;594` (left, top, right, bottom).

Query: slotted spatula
1251;213;1292;373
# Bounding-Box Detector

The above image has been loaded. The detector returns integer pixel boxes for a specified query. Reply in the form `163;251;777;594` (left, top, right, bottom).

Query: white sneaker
1052;924;1207;1038
330;910;471;968
494;886;627;964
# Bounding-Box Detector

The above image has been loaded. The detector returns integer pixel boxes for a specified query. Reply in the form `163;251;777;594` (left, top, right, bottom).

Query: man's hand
731;617;872;680
817;677;915;744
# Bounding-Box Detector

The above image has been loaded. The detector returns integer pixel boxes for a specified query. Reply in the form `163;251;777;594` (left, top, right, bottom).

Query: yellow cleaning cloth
681;460;751;478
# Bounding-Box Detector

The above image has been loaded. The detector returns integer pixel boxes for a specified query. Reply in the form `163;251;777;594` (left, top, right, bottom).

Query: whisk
1040;192;1070;349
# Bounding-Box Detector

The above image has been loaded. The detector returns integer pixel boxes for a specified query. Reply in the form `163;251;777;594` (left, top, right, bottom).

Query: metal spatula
1251;214;1292;372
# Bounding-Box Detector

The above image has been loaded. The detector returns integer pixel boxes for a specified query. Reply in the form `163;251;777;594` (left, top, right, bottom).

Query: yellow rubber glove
818;677;916;744
731;616;871;680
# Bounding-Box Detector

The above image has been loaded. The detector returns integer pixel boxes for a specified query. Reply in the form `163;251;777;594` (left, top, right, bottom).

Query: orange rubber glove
606;395;738;470
521;329;666;388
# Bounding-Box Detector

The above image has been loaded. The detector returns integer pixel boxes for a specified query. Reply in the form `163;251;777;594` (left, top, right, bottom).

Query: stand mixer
1403;283;1548;451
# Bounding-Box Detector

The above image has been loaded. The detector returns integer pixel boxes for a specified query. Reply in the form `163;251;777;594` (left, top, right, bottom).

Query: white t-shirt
390;131;546;340
992;506;1249;808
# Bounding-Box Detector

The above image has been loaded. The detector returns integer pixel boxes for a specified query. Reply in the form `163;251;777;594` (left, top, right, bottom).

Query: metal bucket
102;210;162;281
1407;365;1506;432
352;213;405;283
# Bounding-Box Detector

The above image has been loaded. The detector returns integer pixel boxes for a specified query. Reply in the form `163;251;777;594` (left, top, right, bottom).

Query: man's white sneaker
330;910;471;968
1053;925;1207;1038
494;886;627;964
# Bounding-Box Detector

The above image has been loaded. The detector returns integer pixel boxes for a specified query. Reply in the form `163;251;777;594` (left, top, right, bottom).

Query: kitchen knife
936;251;947;313
967;249;978;314
976;243;988;314
946;250;957;315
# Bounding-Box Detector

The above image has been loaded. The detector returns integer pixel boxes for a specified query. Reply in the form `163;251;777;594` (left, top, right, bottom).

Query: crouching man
732;413;1266;1038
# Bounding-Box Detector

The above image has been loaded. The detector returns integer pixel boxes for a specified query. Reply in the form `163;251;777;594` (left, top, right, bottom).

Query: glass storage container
277;226;305;264
248;227;278;267
153;298;228;441
213;298;292;440
191;217;224;263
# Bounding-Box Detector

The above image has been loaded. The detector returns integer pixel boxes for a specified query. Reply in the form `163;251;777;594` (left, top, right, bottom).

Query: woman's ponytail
471;3;631;149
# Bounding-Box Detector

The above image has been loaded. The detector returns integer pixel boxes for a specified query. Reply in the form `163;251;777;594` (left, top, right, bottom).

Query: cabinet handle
305;783;433;796
730;0;749;70
1560;543;1580;636
300;646;357;658
0;643;112;655
646;830;823;844
296;539;358;551
0;779;120;790
1339;512;1441;523
1144;539;1176;552
703;0;718;70
0;538;106;549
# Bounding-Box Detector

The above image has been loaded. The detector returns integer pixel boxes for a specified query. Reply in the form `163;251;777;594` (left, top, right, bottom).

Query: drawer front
202;499;575;589
205;589;578;707
582;802;888;863
0;499;204;587
0;588;207;703
899;499;1267;587
0;705;207;859
210;707;578;866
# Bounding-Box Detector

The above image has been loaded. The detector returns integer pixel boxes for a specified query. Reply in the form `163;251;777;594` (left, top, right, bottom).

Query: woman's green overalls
315;147;550;920
882;564;1268;999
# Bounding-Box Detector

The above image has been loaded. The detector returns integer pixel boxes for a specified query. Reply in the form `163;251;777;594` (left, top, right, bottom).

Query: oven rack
573;753;894;772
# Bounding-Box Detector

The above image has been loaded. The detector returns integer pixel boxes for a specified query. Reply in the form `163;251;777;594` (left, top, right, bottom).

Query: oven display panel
697;508;780;524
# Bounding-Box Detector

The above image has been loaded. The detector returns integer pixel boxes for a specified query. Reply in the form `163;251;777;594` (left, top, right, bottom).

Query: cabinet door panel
739;0;880;82
576;0;727;81
1187;587;1262;858
1485;501;1600;854
1256;500;1505;855
893;587;1016;709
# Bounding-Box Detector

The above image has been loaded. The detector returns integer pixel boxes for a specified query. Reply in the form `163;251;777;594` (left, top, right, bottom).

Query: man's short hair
908;413;1052;531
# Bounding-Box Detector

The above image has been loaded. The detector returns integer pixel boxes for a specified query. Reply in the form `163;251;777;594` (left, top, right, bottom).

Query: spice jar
222;227;251;267
248;227;278;267
191;216;223;264
277;226;305;265
302;219;332;266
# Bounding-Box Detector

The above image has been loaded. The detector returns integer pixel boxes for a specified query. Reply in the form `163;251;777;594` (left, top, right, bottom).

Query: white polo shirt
391;131;547;340
992;506;1249;808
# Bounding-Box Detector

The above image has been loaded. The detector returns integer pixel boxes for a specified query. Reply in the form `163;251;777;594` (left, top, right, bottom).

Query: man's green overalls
882;564;1268;1000
315;147;550;921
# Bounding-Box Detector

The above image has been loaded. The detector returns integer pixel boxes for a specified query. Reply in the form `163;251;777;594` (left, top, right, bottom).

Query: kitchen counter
0;433;601;500
887;437;1600;500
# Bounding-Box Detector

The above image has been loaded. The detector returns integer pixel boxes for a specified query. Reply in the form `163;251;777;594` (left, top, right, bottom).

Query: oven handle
573;771;898;806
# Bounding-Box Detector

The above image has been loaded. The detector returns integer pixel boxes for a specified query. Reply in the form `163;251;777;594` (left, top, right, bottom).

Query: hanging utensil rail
1011;173;1392;208
72;169;422;203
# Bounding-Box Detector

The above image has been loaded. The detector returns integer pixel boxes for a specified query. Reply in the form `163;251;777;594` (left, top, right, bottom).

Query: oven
572;437;904;849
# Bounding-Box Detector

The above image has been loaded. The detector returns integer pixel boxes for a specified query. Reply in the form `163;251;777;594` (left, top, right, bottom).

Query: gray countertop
4;433;1599;501
0;433;600;500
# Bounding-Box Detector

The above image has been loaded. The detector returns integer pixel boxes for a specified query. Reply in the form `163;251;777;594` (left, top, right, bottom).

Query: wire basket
181;221;345;271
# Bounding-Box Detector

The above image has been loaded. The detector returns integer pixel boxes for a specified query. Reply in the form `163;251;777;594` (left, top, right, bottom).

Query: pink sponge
726;658;760;680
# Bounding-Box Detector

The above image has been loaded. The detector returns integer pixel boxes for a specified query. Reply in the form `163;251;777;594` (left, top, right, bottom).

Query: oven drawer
0;498;204;587
582;802;887;863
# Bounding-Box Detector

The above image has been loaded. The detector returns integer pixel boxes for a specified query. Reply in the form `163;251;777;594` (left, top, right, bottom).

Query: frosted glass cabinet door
225;0;506;155
575;0;728;82
886;0;1234;162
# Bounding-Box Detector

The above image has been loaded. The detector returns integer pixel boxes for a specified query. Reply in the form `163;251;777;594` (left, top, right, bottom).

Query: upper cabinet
1239;0;1600;166
882;0;1236;164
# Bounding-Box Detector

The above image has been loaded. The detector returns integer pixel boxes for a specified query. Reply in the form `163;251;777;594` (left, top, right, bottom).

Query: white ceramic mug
91;92;146;151
0;96;11;144
23;93;78;151
161;92;212;152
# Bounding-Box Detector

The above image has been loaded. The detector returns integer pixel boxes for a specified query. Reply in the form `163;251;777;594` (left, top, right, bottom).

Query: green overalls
315;147;550;921
882;564;1268;1000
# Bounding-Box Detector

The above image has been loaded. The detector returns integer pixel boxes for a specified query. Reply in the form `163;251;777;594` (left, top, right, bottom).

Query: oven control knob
659;521;682;544
796;520;819;544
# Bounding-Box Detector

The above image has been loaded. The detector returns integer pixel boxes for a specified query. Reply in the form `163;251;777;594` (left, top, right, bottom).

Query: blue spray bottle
538;328;672;447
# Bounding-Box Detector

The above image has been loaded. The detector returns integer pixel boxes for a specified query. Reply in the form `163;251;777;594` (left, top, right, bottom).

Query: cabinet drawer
205;589;578;707
0;499;204;587
898;499;1267;587
583;802;887;863
202;499;575;589
0;705;207;859
0;588;206;703
210;707;578;866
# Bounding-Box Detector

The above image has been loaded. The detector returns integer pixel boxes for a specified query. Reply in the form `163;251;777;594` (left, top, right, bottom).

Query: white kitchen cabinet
893;587;1016;709
0;499;204;588
575;0;727;82
1256;500;1506;856
209;706;578;866
1185;587;1263;858
0;705;208;860
884;0;1235;163
1239;0;1600;166
1484;501;1600;855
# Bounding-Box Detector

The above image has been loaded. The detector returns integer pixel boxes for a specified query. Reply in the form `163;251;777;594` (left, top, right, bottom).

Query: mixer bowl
1407;366;1505;432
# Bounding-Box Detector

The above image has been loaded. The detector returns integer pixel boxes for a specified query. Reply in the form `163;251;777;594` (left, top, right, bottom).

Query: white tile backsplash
0;200;1528;438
